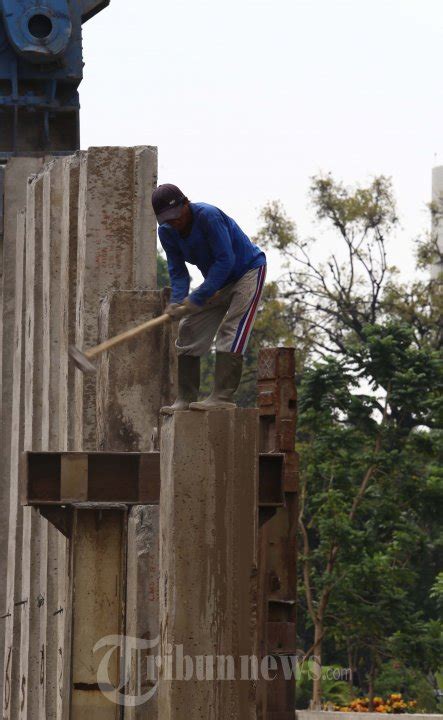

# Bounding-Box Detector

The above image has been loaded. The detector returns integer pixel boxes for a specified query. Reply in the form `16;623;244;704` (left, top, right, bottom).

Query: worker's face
167;202;192;234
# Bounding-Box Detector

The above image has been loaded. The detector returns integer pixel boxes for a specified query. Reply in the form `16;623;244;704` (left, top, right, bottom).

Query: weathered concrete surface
159;409;259;720
96;287;175;720
1;146;161;718
68;147;161;719
63;154;81;451
71;509;126;720
74;146;158;452
96;289;173;451
126;505;160;719
43;159;73;719
132;146;158;290
2;210;26;720
0;159;43;711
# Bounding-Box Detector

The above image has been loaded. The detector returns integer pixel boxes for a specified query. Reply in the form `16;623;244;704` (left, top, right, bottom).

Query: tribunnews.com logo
94;635;350;708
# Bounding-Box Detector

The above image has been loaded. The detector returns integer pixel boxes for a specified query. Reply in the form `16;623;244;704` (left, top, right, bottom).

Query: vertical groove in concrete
39;167;52;720
56;154;80;720
2;211;26;720
133;146;158;291
22;173;45;720
18;176;36;720
66;154;81;452
73;152;87;451
45;158;69;720
1;159;44;715
159;409;258;720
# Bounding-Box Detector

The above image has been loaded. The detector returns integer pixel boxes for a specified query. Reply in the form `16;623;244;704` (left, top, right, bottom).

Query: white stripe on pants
176;265;267;356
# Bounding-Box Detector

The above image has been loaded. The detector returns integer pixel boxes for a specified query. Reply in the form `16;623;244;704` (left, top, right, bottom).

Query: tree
255;177;442;360
256;176;442;708
157;251;170;289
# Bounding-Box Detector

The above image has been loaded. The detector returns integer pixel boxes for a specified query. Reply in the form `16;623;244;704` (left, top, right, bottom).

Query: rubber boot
161;355;200;415
190;351;243;411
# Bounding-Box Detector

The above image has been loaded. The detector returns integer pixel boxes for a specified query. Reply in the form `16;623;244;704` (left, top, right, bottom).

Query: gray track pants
177;265;267;357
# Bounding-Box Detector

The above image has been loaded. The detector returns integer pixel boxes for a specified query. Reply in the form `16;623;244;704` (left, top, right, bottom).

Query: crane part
0;0;110;155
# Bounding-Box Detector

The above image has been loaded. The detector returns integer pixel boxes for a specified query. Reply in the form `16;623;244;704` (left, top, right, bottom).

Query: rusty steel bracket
257;347;298;720
22;449;287;537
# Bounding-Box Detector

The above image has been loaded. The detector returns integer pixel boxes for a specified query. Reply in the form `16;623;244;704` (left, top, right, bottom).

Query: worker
152;183;267;412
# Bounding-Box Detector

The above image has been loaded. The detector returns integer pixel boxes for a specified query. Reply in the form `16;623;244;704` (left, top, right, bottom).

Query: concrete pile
0;147;171;719
159;409;258;719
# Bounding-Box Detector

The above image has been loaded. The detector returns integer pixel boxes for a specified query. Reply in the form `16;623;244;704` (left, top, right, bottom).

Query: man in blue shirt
152;183;266;412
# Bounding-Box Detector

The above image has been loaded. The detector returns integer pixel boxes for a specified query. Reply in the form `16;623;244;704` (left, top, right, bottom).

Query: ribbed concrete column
1;146;161;718
2;210;26;720
159;409;259;720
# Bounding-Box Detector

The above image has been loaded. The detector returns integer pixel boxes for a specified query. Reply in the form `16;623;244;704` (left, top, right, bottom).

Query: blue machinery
0;0;110;155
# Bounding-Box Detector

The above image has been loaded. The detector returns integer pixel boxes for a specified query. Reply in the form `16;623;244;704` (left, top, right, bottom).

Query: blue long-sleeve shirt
158;202;266;306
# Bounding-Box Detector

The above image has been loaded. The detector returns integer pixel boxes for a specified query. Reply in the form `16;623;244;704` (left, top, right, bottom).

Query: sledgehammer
69;313;171;374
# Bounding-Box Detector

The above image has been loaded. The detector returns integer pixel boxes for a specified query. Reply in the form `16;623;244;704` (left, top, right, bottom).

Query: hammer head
68;345;97;374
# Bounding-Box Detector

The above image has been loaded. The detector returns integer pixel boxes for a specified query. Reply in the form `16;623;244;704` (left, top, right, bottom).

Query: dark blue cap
152;184;186;224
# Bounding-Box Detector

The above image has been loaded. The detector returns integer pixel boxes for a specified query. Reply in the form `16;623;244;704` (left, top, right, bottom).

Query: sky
81;0;443;281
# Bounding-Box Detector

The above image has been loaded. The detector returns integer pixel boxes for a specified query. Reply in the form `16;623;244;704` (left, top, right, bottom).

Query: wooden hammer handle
84;313;171;360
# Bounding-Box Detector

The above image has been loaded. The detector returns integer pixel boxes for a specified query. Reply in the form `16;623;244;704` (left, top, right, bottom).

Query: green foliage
297;317;442;702
296;661;352;709
310;175;398;233
157;251;170;289
430;573;443;610
254;200;297;253
374;662;440;713
258;176;442;706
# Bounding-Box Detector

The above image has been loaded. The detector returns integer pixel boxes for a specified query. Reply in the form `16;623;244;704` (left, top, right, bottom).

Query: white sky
81;0;443;282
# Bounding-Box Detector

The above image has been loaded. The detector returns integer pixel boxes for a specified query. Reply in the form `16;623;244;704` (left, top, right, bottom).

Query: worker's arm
159;227;191;303
189;210;235;306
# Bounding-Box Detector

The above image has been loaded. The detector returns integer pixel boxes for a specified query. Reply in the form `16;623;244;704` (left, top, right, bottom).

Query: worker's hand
165;302;183;318
165;298;199;319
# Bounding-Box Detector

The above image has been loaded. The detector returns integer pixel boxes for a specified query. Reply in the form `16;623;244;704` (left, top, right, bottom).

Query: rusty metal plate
267;621;297;654
283;452;298;493
277;419;297;452
22;451;161;506
258;348;296;381
61;454;88;501
138;452;161;503
259;454;285;506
